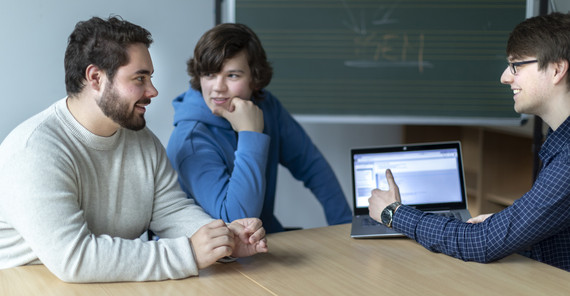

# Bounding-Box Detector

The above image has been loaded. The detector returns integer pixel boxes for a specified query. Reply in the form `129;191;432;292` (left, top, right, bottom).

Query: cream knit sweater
0;98;214;282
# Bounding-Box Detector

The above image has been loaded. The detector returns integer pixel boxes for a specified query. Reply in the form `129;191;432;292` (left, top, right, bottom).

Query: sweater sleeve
172;123;271;222
0;131;211;282
149;135;215;239
273;98;352;225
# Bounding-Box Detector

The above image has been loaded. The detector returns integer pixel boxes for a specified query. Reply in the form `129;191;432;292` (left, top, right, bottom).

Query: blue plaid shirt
393;116;570;271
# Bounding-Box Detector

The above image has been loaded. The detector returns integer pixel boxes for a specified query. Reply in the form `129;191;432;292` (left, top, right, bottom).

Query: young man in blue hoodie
167;23;352;233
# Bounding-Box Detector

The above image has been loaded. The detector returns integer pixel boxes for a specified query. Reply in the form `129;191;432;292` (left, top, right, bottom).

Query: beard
97;83;149;131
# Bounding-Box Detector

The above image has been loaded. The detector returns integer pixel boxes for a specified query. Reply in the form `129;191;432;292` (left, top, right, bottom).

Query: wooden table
1;224;568;295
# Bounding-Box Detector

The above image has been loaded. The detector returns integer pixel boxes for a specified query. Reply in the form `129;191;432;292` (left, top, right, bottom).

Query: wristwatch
381;202;402;228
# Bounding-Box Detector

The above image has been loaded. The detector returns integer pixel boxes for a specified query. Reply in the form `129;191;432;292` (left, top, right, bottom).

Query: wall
533;0;570;14
0;0;215;145
553;0;570;13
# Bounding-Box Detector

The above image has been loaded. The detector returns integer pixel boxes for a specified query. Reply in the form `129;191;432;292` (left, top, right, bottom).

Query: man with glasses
368;12;570;271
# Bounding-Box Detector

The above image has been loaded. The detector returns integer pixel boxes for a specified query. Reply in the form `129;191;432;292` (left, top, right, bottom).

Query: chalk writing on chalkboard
342;1;431;72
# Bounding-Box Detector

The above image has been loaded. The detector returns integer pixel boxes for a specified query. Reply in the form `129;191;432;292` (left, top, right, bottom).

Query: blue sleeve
393;158;570;263
168;123;270;222
273;99;352;225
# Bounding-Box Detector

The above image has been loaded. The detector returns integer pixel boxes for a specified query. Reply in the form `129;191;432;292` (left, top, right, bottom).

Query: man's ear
552;59;569;85
85;64;105;91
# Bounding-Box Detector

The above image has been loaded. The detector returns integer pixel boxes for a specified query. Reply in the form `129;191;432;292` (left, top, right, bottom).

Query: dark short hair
64;16;153;96
187;23;273;100
507;12;570;86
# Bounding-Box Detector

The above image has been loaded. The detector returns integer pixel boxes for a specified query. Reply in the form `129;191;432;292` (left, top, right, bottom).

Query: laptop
350;141;471;238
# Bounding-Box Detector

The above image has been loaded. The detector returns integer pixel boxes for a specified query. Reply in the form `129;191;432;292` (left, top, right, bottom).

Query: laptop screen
351;142;467;215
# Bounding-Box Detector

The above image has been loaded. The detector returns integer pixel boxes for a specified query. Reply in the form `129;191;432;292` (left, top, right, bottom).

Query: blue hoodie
166;87;352;233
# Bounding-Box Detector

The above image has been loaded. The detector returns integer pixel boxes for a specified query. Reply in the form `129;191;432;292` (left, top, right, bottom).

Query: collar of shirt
539;115;570;163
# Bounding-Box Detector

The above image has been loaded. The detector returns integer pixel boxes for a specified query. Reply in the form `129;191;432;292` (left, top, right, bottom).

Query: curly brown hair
64;16;152;96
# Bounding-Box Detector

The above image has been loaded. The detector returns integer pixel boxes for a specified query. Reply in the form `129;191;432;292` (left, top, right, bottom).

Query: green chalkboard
236;0;527;123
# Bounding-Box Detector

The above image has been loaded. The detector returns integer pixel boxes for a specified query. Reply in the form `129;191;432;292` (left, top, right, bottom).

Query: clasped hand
190;218;268;269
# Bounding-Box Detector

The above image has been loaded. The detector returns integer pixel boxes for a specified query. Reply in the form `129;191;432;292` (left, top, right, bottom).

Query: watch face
381;208;392;226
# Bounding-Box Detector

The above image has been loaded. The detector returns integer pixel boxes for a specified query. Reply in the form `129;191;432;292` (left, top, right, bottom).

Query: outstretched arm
275;96;352;225
467;214;494;224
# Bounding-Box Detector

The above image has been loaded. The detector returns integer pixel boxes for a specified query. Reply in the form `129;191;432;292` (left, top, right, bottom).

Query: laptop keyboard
362;217;381;226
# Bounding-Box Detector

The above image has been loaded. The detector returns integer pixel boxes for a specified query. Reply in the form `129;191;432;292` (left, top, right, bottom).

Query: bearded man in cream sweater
0;16;268;283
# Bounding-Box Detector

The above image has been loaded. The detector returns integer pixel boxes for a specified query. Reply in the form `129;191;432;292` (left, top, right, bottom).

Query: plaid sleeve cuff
392;205;425;239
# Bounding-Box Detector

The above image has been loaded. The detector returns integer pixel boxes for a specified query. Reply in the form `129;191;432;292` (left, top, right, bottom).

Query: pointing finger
385;169;397;189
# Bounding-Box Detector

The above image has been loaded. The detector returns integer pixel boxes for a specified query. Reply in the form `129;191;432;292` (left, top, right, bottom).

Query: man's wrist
381;201;402;228
188;238;199;267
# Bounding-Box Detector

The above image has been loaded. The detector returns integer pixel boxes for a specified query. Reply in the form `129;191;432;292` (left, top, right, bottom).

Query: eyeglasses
508;60;538;74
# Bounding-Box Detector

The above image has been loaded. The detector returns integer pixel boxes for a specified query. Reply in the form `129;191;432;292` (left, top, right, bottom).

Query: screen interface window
354;149;463;208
